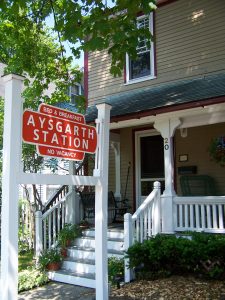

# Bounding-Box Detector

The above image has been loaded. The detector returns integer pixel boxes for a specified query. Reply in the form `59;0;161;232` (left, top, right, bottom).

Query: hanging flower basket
208;136;225;167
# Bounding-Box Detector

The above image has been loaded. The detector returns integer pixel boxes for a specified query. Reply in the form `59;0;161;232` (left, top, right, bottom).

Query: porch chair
79;191;130;223
180;175;218;196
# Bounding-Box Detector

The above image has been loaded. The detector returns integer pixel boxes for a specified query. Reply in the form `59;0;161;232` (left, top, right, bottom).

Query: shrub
18;267;49;292
126;233;225;280
108;257;124;286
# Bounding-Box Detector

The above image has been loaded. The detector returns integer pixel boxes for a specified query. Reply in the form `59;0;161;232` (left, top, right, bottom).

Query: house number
164;138;169;150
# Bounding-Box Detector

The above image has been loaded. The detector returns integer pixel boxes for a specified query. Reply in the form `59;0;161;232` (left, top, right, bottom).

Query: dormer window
126;14;155;84
68;84;81;104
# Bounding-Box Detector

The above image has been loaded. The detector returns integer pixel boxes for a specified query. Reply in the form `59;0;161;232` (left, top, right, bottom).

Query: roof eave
110;95;225;123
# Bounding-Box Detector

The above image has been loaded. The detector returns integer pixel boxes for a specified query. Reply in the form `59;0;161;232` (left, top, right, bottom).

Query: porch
34;73;225;287
34;179;225;287
34;100;225;287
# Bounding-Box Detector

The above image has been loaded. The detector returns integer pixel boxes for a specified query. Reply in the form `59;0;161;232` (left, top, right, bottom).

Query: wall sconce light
180;128;188;138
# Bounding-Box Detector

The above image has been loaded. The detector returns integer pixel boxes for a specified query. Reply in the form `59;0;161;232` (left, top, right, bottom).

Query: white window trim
125;13;155;85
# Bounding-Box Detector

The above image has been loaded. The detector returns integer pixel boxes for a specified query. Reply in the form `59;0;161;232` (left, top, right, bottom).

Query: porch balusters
35;190;72;256
124;181;161;282
174;197;225;233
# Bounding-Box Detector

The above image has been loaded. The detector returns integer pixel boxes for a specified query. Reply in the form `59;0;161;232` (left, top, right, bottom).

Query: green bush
126;233;225;280
108;257;124;285
18;267;49;292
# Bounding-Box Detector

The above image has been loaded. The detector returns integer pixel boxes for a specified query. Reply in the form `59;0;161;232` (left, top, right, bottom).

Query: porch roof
86;72;225;123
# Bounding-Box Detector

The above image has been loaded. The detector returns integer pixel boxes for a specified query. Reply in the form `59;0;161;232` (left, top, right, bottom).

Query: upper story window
126;14;155;84
68;84;81;104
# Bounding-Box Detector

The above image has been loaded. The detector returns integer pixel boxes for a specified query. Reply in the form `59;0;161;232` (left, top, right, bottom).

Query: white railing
35;190;72;256
132;182;161;242
174;196;225;233
124;181;161;282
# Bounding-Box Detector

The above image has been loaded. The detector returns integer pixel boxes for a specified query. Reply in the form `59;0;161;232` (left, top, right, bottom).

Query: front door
135;130;165;208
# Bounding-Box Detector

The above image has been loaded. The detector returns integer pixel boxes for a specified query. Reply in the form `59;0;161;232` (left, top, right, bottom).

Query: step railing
43;185;69;213
35;189;72;256
174;196;225;233
124;181;161;282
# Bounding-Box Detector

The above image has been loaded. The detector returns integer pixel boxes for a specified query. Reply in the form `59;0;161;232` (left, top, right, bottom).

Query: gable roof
85;72;225;123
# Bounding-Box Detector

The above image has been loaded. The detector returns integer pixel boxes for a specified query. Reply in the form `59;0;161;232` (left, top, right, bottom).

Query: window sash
126;13;154;83
129;51;151;80
136;16;150;54
68;84;81;104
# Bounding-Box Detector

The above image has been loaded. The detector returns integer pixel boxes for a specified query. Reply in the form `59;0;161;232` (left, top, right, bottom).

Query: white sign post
1;74;24;300
0;74;111;300
94;104;111;300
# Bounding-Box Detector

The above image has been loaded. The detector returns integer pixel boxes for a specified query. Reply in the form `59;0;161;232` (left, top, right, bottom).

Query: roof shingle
86;72;225;122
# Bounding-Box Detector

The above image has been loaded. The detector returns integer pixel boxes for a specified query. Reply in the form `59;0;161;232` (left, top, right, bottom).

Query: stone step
48;269;95;289
73;236;124;251
62;257;95;273
82;227;124;240
50;227;125;288
67;245;124;260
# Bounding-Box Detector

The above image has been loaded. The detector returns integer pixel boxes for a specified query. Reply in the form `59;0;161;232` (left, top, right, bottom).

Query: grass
18;250;35;272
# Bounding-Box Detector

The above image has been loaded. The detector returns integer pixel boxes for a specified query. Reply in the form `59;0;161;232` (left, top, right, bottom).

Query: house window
68;84;81;104
126;14;155;83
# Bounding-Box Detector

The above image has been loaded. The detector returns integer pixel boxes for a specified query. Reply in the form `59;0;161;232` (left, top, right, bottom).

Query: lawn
18;250;35;272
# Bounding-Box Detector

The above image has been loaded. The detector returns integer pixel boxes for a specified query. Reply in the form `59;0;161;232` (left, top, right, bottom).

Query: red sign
39;103;85;124
37;145;85;161
22;104;97;161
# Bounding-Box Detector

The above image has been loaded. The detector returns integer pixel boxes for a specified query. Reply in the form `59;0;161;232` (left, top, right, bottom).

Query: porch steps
49;226;124;288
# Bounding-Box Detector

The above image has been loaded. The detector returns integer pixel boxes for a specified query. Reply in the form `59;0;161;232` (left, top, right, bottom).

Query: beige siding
88;0;225;105
175;123;225;195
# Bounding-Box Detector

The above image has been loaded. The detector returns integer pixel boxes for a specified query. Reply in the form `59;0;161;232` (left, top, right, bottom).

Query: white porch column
94;103;111;300
1;74;24;300
65;162;76;224
154;118;180;233
111;141;121;199
124;213;134;282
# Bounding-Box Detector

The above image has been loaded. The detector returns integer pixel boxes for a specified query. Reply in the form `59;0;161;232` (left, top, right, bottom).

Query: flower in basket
38;248;62;271
208;137;225;167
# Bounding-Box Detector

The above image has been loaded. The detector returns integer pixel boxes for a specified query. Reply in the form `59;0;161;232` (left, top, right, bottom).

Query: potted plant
38;248;62;271
58;223;81;257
